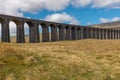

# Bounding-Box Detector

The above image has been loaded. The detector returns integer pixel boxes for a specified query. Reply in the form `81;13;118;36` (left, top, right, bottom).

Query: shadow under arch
24;21;36;43
77;27;81;40
50;24;58;42
40;23;49;42
65;26;71;40
0;18;5;42
58;25;65;41
71;27;77;40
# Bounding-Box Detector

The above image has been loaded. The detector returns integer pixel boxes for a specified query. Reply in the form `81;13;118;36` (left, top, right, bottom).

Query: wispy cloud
0;0;120;17
44;12;80;25
100;17;120;23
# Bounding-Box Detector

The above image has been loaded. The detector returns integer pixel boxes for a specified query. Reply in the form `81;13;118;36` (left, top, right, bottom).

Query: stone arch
87;27;91;39
99;29;102;39
65;26;71;40
113;30;116;39
0;23;1;41
71;27;77;40
8;19;25;43
24;21;36;43
50;24;57;41
77;27;81;40
111;30;113;39
96;29;99;39
10;19;21;26
110;29;113;39
108;29;111;39
24;23;29;42
0;17;5;24
38;24;42;42
9;20;17;42
89;28;93;39
40;23;49;42
64;26;66;40
116;30;119;39
119;30;120;39
0;17;6;42
58;25;65;41
8;19;23;43
103;29;107;39
93;28;96;39
48;25;51;42
83;27;87;39
56;25;59;41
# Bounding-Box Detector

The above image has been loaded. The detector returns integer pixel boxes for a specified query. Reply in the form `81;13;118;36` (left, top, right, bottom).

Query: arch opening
24;21;36;43
49;25;51;42
0;23;1;41
39;25;42;42
24;23;29;42
58;25;61;40
58;25;65;41
57;27;59;41
9;21;17;42
50;24;58;42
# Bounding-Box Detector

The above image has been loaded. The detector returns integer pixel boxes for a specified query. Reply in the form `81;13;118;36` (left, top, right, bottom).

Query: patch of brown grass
0;39;120;80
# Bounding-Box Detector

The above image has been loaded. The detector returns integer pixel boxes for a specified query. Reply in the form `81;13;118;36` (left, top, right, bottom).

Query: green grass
0;40;120;80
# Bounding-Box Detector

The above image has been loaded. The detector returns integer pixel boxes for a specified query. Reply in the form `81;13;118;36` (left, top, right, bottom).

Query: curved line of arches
0;17;120;42
0;18;80;42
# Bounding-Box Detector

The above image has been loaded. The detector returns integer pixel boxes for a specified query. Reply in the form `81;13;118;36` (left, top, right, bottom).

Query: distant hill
91;21;120;29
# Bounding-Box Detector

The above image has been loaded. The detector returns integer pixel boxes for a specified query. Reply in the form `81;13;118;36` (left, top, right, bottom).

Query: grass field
0;39;120;80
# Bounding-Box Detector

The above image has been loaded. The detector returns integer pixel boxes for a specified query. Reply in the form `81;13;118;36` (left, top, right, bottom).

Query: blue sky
24;7;120;25
0;0;120;35
20;0;120;26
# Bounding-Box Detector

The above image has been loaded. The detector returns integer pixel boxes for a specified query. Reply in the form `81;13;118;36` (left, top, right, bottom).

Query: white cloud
0;0;70;16
71;0;91;7
100;17;120;23
92;0;120;8
112;17;120;21
0;0;120;17
71;0;120;9
45;12;80;25
100;18;110;23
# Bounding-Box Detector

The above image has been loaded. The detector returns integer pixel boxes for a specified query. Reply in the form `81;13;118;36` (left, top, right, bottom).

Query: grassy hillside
0;40;120;80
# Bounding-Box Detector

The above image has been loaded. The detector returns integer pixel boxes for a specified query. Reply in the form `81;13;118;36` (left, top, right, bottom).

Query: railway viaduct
0;14;120;43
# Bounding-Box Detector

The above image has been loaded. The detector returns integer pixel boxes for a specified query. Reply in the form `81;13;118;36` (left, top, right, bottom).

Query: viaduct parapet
0;14;120;43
